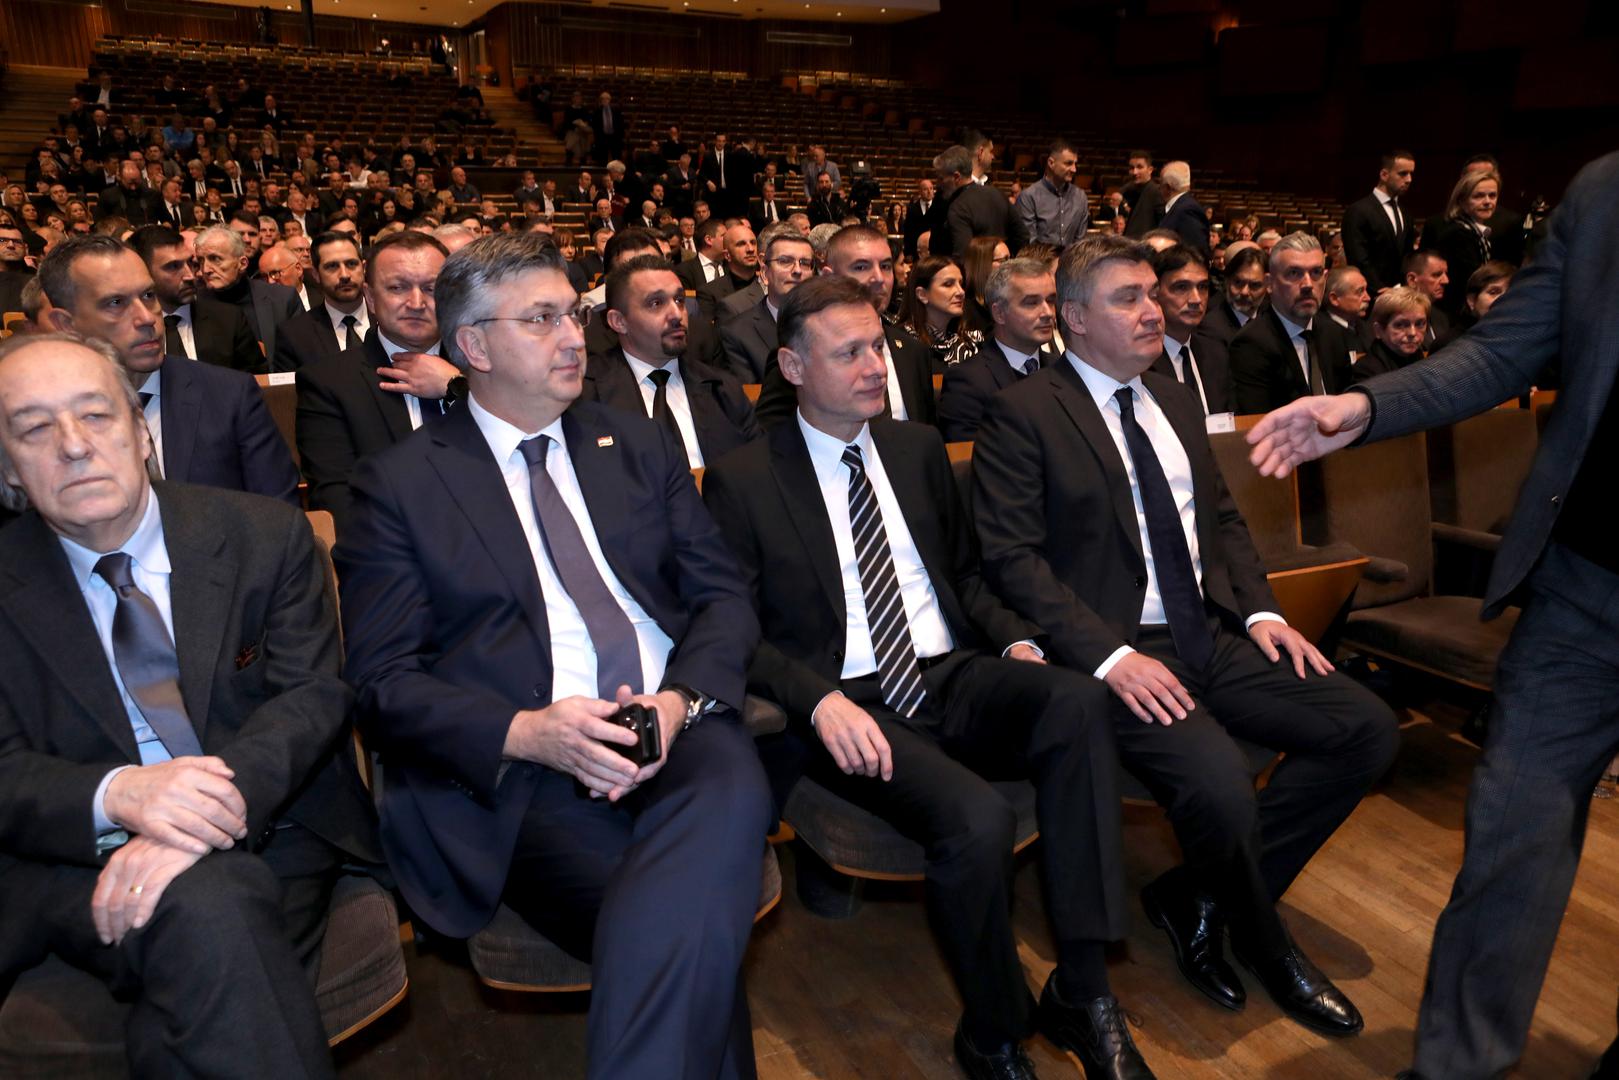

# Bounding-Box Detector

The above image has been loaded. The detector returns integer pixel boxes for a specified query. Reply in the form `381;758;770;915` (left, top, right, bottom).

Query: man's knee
931;785;1018;873
136;852;285;964
1329;680;1402;778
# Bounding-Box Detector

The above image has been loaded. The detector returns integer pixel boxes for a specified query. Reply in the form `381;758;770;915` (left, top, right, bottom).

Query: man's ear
46;307;75;333
778;346;807;388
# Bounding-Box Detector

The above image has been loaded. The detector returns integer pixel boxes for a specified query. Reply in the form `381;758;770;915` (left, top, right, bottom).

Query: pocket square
235;643;260;670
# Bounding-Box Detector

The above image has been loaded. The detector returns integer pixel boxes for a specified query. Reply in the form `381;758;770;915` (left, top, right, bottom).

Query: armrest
741;694;788;737
1265;540;1365;574
1432;521;1502;553
1363;556;1410;584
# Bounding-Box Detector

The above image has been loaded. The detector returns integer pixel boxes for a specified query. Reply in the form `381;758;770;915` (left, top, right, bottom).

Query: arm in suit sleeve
294;365;360;530
270;328;302;374
231;312;267;375
701;462;839;721
1362;186;1570;442
753;356;799;431
1341;205;1384;294
336;458;521;800
1228;333;1284;415
972;395;1135;672
719;319;759;383
718;380;763;443
214;509;355;843
0;690;130;866
948;195;975;260
230;376;301;506
937;360;991;443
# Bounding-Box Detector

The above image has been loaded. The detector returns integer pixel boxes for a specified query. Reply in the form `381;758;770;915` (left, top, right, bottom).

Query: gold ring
129;884;143;896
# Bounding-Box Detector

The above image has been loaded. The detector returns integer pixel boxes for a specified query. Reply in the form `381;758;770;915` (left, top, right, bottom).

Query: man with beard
194;224;300;364
581;254;760;468
1201;243;1267;345
128;225;261;373
96;161;160;228
1230;233;1357;414
273;232;367;372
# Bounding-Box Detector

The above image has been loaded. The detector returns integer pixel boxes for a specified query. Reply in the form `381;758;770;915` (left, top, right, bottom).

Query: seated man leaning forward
334;232;773;1080
0;331;379;1079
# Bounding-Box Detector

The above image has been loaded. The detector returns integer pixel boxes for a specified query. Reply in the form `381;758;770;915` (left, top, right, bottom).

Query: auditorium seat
1426;407;1539;596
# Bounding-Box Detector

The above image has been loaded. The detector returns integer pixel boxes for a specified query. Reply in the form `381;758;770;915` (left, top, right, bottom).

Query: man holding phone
335;233;771;1080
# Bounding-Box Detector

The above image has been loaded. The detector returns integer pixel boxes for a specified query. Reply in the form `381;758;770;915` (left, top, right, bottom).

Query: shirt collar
139;369;161;395
1040;176;1068;196
623;349;677;383
467;391;565;466
325;300;364;326
1329;313;1351;329
1274;309;1312;339
377;330;440;360
1165;190;1186;212
1066;350;1145;412
796;410;872;486
994;337;1039;370
1374;187;1394;206
1162;333;1192;357
57;484;169;591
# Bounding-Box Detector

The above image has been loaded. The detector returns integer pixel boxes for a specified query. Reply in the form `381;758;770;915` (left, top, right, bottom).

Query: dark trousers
502;716;774;1080
11;822;342;1079
1414;543;1619;1079
806;649;1125;1043
1116;623;1399;951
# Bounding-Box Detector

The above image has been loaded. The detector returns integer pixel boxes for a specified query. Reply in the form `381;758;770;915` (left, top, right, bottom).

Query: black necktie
1113;388;1214;670
341;314;362;351
518;436;642;699
1389;196;1403;238
1021;356;1039;377
646;368;691;462
164;314;184;358
841;444;926;716
138;391;153;409
1300;328;1325;395
93;552;204;758
1178;343;1208;413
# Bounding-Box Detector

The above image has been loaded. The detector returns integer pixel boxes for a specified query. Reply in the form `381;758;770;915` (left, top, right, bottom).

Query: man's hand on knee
811;692;893;780
103;757;249;855
91;835;206;946
1104;652;1196;725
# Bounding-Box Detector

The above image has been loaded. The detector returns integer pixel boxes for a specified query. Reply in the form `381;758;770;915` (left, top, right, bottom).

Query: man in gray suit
719;227;813;382
195;224;301;363
1246;150;1619;1080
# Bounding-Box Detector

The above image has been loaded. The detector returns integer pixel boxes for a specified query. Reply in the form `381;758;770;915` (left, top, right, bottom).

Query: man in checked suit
938;257;1060;442
1249;150;1619;1080
0;332;379;1078
1340;150;1416;296
704;274;1145;1080
974;235;1398;1045
336;233;770;1079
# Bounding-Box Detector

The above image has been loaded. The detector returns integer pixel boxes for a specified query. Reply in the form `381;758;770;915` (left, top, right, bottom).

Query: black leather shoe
1037;982;1156;1080
953;1021;1038;1080
1232;942;1363;1037
1140;873;1246;1010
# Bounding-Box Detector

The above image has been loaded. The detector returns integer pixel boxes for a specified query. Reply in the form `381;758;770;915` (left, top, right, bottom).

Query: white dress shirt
623;351;704;468
468;393;675;701
1374;187;1402;237
1161;333;1210;414
881;337;908;420
1273;309;1314;385
1066;354;1281;678
796;413;954;679
698;253;724;283
164;302;198;361
325;301;370;346
56;490;177;830
139;369;165;477
295;284;312;311
378;331;441;430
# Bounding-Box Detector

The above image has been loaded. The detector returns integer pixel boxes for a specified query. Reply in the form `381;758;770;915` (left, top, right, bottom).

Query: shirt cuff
1093;645;1134;680
1244;612;1287;631
809;689;844;728
93;765;135;834
1001;639;1042;659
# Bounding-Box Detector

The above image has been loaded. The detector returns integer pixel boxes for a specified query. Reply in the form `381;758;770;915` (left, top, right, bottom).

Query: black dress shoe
1232;942;1363;1037
1037;982;1156;1080
1140;873;1246;1010
953;1022;1038;1080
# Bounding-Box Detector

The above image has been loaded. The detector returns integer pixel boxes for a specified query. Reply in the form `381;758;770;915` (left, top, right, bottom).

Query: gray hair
36;233;128;312
1269;231;1322;262
1056;235;1155;331
1160;161;1191;193
806;222;841;260
431;223;478;245
19;276;46;322
984;257;1054;310
0;331;150;512
932;145;972;180
195;223;245;258
762;225;812;264
435;231;570;371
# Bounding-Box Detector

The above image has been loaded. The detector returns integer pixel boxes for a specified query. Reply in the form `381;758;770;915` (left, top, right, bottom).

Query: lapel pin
597;436;615;447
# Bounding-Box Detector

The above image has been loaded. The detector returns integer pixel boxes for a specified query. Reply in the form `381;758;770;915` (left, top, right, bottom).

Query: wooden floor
336;689;1619;1079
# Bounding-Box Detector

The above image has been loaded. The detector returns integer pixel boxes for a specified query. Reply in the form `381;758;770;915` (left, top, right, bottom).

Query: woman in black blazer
1352;286;1431;381
1422;169;1502;322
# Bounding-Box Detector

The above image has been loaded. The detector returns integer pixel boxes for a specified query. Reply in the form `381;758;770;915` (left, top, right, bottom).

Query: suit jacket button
1134;575;1147;589
532;684;544;698
1551;494;1561;505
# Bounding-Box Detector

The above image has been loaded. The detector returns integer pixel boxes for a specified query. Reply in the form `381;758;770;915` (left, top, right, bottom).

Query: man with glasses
584;254;759;467
335;231;770;1079
1202;243;1267;345
296;230;458;532
0;223;32;314
1230;233;1356;414
720;226;814;382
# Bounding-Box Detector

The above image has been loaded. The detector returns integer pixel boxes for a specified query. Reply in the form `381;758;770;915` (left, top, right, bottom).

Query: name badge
1205;412;1236;434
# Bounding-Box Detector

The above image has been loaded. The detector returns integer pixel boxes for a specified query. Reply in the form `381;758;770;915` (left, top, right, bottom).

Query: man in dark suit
975;234;1398;1044
0;333;379;1078
1201;244;1268;345
97;161;161;227
1248;149;1619;1080
272;231;370;372
582;230;723;370
674;218;728;294
195;224;301;363
593;91;626;166
805;171;850;227
1151;244;1234;415
699;132;751;219
1323;265;1376;354
336;233;770;1079
1157;161;1210;255
704;274;1143;1080
127;227;264;374
695;222;760;326
933;144;1011;259
41;234;299;506
755;226;938;429
938;258;1059;442
904;177;943;258
1340;150;1416;296
1403;249;1453;350
584;255;761;467
720;229;813;382
747;180;788;233
663;154;696;216
1122;150;1167;239
296;231;458;533
1230;233;1357;414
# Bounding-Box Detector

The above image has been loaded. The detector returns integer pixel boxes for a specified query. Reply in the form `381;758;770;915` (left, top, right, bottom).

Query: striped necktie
842;443;925;716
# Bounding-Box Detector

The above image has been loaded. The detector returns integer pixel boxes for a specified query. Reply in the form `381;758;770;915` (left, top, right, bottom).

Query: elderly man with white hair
1157;160;1210;254
194;224;302;360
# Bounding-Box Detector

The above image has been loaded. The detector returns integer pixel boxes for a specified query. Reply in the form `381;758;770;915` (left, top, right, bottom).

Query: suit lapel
768;423;845;624
0;516;138;759
679;358;721;458
887;328;923;418
869;422;951;588
361;334;414;442
157;486;234;743
1142;374;1222;551
159;356;200;483
562;409;657;617
1050;362;1145;562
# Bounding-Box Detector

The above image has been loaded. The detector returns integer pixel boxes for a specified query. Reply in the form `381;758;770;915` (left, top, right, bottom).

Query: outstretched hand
1246;393;1372;478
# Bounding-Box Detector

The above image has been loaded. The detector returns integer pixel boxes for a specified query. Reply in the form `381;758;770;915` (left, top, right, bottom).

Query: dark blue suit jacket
1160;193;1210;254
158;355;300;505
937;338;1055;443
334;398;759;936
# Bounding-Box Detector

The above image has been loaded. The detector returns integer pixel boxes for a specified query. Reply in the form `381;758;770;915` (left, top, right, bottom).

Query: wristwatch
664;683;715;730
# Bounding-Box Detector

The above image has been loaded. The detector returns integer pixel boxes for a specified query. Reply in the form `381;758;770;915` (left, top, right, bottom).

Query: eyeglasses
769;256;815;271
472;306;593;333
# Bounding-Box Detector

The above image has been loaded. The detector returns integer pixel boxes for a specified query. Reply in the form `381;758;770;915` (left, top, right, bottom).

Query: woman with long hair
900;255;980;372
1422;169;1503;321
961;235;1010;338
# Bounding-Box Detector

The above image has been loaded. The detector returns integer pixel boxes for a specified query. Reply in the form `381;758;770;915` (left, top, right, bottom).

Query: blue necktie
94;553;204;758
